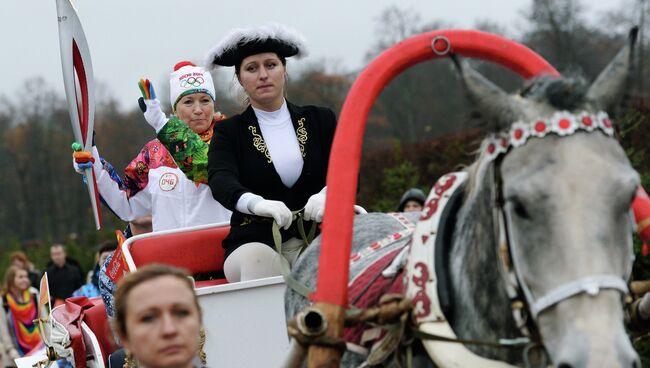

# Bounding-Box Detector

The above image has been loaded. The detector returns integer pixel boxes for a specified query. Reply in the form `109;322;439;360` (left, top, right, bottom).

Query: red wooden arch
313;29;560;307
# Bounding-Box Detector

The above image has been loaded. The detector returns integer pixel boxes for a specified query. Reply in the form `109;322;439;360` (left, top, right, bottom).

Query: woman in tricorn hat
140;24;366;282
205;23;345;282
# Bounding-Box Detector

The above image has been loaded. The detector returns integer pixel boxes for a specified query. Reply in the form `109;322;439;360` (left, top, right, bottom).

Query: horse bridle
487;110;632;337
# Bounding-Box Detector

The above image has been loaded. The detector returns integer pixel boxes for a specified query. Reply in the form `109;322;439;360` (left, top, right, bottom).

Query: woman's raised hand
137;79;168;133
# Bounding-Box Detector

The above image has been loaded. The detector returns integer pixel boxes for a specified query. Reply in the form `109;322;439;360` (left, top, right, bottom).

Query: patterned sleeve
98;254;116;321
157;116;209;184
122;142;159;198
97;158;129;215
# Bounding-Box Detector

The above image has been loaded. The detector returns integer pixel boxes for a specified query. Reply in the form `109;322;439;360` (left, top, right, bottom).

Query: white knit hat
169;61;216;112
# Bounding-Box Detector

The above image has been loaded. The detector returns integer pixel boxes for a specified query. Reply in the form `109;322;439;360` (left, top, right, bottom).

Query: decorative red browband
483;111;613;161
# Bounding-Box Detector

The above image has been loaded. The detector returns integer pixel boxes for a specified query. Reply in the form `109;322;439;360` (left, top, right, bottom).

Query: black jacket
208;101;336;256
45;258;84;300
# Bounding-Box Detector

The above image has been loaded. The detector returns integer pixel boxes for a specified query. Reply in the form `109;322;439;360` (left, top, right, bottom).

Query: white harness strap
530;275;628;319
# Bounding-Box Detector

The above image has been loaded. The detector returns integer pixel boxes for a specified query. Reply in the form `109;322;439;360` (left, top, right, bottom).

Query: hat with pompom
169;61;216;112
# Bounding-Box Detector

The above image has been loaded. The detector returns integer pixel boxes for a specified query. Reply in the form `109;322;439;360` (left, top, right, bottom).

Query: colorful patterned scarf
198;120;216;143
6;290;43;356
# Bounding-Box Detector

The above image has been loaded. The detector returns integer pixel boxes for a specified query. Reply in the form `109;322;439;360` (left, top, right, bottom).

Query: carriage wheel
309;29;559;367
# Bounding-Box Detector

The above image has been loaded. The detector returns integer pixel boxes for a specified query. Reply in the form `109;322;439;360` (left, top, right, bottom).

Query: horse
285;29;641;368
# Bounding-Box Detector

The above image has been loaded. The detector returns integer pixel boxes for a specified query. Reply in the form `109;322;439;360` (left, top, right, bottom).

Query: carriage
39;1;650;366
25;222;290;368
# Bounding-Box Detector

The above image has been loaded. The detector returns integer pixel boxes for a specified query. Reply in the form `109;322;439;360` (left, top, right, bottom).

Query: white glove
304;188;326;222
639;292;650;320
250;199;293;230
304;188;368;222
72;146;102;175
139;98;168;133
72;156;85;175
354;205;368;215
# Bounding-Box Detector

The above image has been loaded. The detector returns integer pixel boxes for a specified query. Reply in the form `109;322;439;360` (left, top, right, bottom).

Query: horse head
450;28;640;368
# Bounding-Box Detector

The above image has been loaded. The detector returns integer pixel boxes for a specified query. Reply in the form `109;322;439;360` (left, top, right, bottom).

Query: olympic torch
55;0;102;229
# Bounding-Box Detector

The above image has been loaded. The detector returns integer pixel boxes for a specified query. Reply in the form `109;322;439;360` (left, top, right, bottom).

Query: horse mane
519;75;587;110
463;139;494;201
450;149;523;362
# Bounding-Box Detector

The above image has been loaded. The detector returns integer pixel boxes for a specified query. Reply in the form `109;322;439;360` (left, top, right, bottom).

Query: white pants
224;237;304;282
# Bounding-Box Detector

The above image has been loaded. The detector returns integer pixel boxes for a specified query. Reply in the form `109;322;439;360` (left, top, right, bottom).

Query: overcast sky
4;0;623;110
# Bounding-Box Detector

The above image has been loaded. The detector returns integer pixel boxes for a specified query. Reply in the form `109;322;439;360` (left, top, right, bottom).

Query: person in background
397;188;426;212
2;266;42;358
45;244;84;306
8;252;40;290
0;304;17;367
128;215;153;237
73;240;118;298
112;264;204;368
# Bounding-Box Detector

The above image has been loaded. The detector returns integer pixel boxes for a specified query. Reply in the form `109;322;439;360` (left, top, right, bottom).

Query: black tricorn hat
205;23;308;68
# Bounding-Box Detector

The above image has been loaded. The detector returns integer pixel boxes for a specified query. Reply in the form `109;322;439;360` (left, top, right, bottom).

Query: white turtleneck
235;100;304;214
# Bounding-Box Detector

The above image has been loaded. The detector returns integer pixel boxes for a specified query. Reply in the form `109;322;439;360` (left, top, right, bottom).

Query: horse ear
586;27;638;111
450;55;524;130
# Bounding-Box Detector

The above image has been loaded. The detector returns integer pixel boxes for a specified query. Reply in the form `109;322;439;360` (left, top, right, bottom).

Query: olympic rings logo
180;76;205;88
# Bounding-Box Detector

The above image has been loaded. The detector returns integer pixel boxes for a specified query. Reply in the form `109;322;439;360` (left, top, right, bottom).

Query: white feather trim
204;23;308;69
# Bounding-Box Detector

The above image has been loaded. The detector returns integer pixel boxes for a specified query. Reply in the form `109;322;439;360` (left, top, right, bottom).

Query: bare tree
364;6;422;61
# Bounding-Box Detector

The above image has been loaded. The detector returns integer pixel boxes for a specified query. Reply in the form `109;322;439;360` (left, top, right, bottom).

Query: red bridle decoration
482;111;614;163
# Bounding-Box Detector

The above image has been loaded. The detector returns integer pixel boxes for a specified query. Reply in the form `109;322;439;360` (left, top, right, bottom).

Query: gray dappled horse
286;29;641;368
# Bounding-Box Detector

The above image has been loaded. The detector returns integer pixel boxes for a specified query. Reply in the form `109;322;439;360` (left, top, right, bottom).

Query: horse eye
512;200;530;220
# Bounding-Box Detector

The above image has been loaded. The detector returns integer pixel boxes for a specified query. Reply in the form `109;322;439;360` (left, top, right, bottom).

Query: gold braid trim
199;327;207;365
248;126;272;163
296;117;307;157
123;352;136;368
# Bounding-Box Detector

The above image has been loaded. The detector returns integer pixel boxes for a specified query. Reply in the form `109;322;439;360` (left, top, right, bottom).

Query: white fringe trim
204;23;308;69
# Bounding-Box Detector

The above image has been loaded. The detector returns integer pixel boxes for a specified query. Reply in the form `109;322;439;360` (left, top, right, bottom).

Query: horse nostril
558;364;572;368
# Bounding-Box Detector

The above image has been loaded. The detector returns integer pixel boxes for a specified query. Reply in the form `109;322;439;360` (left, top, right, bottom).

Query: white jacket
91;139;230;231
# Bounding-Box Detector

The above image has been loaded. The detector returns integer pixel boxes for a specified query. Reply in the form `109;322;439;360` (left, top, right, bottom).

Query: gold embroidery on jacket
240;216;252;226
296;117;307;157
249;125;272;163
